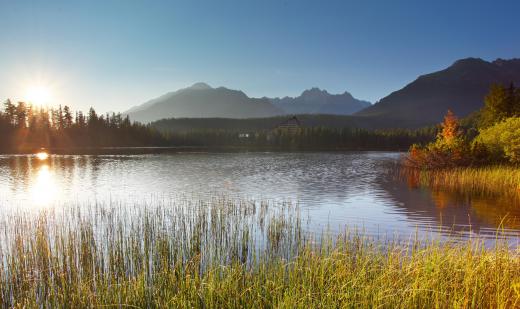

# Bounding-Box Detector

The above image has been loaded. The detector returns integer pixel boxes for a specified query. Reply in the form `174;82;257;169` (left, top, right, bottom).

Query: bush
476;116;520;163
406;110;471;169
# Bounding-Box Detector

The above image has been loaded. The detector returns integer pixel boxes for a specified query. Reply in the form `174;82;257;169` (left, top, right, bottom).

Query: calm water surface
0;152;519;243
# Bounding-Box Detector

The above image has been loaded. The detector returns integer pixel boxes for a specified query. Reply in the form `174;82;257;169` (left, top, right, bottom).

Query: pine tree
479;84;519;128
3;99;16;126
63;105;73;129
15;102;27;128
88;108;98;127
58;105;65;129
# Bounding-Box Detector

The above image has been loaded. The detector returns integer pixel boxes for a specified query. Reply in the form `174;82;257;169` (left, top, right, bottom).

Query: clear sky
0;0;519;113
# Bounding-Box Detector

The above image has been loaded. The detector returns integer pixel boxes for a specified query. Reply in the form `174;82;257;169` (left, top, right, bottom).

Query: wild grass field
0;198;519;308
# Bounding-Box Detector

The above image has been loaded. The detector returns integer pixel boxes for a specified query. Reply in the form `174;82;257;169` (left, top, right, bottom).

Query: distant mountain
268;88;371;115
125;83;283;123
356;58;520;126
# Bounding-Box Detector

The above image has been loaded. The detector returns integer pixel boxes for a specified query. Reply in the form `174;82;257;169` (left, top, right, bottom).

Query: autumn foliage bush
406;110;473;169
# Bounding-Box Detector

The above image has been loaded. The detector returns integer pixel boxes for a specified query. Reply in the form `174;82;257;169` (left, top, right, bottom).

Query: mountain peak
188;82;212;90
301;87;328;97
269;87;370;115
453;57;489;65
493;58;520;67
124;83;282;123
356;57;520;126
450;57;489;68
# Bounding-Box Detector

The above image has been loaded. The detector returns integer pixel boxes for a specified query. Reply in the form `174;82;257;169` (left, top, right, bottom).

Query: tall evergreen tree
63;105;73;129
15;102;27;128
4;99;16;126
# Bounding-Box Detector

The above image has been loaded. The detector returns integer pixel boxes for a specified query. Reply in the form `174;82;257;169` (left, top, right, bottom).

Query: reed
0;198;519;308
402;165;520;197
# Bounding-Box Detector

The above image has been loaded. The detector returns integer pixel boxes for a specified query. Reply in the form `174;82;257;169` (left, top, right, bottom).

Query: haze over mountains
126;57;520;128
357;58;520;125
124;83;282;123
268;88;370;115
125;84;371;123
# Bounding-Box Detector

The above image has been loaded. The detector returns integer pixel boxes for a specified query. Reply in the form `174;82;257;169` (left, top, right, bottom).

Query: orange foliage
406;110;471;169
439;109;461;144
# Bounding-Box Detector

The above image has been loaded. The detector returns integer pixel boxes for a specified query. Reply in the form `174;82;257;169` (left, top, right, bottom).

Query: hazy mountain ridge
125;83;370;123
356;57;520;125
124;83;283;123
268;88;371;115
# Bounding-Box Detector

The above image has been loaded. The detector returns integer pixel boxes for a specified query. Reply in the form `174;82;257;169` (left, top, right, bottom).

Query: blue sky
0;0;519;113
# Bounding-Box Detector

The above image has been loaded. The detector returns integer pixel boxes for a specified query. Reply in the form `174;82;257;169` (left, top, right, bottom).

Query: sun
25;85;52;106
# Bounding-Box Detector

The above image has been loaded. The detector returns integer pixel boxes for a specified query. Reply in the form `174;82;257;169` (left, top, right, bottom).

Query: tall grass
0;198;519;308
402;165;520;197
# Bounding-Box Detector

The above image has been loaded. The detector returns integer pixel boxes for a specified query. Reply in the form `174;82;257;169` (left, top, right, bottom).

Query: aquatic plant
402;165;520;197
0;198;518;308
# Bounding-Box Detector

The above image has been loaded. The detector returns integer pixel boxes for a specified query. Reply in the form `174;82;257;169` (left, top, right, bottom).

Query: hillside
125;83;282;123
356;58;520;126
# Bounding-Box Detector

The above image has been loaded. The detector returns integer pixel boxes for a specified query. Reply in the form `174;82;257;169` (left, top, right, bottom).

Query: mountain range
126;57;520;128
356;58;520;125
124;83;282;123
125;84;371;123
268;88;370;115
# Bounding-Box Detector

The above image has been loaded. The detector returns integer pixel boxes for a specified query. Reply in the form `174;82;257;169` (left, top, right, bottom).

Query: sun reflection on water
36;152;49;160
30;164;57;207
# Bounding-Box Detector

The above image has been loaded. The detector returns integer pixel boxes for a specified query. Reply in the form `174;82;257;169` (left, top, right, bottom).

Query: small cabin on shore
273;116;301;134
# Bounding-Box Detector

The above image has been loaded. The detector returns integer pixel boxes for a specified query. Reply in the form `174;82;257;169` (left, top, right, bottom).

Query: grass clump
403;165;520;197
0;198;519;308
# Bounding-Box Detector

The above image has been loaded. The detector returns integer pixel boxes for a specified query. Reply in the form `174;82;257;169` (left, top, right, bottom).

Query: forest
0;100;169;152
0;99;435;153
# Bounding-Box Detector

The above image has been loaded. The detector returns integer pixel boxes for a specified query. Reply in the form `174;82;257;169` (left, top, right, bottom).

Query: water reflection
0;152;518;242
379;174;520;238
30;164;57;207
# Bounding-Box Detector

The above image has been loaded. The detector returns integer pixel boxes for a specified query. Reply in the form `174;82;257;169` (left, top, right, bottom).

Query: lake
0;151;519;244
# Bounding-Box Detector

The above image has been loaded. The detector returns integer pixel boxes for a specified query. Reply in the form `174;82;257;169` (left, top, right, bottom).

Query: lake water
1;152;519;244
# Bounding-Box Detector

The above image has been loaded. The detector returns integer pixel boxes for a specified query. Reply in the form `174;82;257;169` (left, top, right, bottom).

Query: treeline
0;99;436;153
152;114;427;132
0;100;168;152
165;127;435;151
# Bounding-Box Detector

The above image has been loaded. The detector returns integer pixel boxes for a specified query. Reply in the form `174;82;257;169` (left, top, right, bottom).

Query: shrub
406;110;470;169
476;116;520;163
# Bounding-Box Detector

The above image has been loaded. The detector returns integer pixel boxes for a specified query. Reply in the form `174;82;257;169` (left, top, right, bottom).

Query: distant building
238;133;251;138
274;116;301;134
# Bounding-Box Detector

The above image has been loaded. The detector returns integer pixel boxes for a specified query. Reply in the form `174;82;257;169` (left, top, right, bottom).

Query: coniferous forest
0;100;169;152
0;99;435;153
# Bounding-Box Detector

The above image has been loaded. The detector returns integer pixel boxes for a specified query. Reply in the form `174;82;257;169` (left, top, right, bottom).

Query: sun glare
36;152;49;160
30;164;56;207
25;85;52;106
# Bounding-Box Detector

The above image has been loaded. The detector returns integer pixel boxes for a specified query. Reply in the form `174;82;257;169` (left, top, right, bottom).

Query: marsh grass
401;165;520;197
0;198;519;308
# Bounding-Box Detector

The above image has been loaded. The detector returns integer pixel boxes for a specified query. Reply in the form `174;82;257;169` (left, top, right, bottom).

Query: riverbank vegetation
405;84;520;195
0;199;518;308
402;166;520;196
407;83;520;169
0;99;435;153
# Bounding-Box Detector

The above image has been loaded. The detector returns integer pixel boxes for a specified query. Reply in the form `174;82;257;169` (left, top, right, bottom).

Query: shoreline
0;146;409;155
